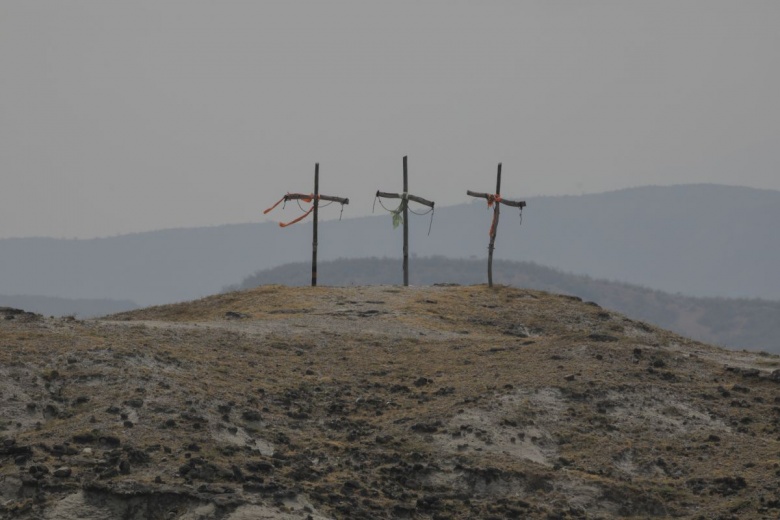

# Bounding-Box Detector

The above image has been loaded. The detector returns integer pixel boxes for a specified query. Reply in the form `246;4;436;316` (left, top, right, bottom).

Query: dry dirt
1;285;780;519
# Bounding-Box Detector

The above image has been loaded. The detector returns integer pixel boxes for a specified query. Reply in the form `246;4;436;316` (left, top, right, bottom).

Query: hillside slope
1;286;780;519
233;257;780;354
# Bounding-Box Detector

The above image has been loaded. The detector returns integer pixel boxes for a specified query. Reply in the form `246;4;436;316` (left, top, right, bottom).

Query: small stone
53;467;72;478
564;374;576;381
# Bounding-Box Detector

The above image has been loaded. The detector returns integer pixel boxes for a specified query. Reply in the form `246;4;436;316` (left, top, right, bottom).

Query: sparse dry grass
1;285;779;519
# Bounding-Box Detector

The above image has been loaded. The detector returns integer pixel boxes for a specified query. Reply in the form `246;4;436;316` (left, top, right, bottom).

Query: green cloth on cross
391;200;406;228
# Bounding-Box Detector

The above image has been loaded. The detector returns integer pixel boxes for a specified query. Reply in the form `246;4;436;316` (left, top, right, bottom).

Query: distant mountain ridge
1;184;778;305
231;256;780;354
0;294;137;318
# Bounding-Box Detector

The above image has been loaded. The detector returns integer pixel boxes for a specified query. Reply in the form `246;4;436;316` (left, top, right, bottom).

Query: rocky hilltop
1;286;779;519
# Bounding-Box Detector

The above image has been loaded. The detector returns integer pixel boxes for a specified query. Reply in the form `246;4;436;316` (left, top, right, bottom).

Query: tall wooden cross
467;163;526;287
375;156;435;286
263;163;349;286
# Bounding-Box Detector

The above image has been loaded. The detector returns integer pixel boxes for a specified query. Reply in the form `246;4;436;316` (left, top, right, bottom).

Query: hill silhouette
1;285;779;519
231;256;780;354
0;185;778;306
0;294;137;318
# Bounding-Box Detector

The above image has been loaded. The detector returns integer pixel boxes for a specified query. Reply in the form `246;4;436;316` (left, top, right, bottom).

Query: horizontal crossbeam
284;193;349;205
375;191;435;208
466;190;526;208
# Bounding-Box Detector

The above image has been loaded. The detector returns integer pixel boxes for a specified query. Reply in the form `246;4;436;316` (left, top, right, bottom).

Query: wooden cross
263;163;349;286
375;156;435;286
467;163;526;288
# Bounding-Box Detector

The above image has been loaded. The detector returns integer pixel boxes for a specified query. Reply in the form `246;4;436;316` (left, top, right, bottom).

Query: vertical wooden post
487;164;502;288
312;163;319;287
402;156;409;286
266;166;348;285
467;165;525;288
376;157;434;286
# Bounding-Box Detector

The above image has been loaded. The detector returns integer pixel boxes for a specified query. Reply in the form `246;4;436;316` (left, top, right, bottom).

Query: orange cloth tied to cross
487;194;502;236
263;193;319;227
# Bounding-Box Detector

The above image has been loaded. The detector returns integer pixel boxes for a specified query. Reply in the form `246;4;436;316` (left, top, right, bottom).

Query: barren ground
1;285;780;519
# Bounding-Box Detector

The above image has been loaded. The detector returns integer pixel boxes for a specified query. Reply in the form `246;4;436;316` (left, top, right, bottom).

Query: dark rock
43;404;59;419
125;447;150;464
29;464;49;479
411;421;441;433
245;461;274;473
225;311;250;319
242;410;262;422
1;442;32;463
99;436;121;448
375;435;394;444
433;387;455;396
99;467;119;479
53;466;72;478
73;432;96;444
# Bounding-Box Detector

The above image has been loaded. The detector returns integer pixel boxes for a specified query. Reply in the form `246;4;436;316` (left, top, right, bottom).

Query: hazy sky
2;1;778;239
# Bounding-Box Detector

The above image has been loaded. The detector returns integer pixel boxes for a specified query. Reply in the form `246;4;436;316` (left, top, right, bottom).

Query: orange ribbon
279;206;314;227
487;194;502;236
263;195;286;215
264;193;319;227
487;194;502;208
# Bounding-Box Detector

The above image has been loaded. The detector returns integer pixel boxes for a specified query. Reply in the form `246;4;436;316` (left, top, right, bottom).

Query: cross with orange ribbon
263;163;349;286
466;163;526;288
